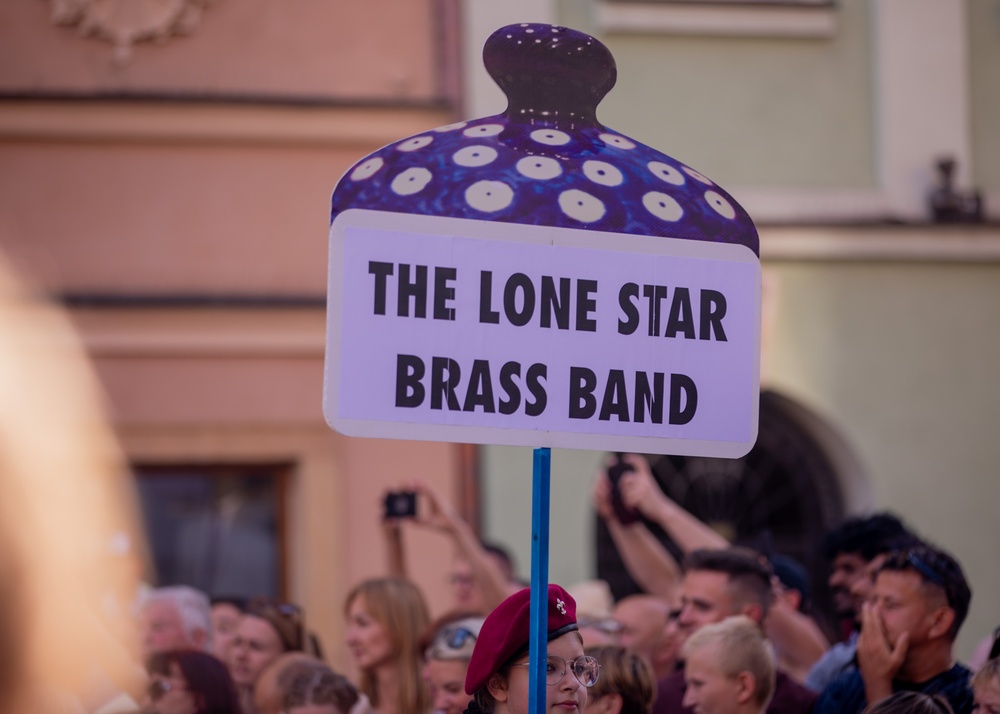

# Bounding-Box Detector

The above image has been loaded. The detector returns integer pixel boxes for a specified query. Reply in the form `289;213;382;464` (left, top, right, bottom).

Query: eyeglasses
511;655;600;687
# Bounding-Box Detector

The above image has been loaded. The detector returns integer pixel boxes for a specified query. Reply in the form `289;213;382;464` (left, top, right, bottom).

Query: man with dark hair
814;544;974;714
820;513;912;627
806;513;921;692
653;548;817;714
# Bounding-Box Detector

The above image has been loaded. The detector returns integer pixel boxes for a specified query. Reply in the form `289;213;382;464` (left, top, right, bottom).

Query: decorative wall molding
49;0;215;62
760;224;1000;263
0;100;453;148
596;1;837;38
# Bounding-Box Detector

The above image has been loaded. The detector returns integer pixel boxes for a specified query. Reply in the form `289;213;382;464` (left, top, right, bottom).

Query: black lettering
430;357;461;410
700;290;728;341
669;374;698;425
369;261;394;316
576;279;598;332
433;267;457;321
568;367;597;419
503;273;535;327
634;371;664;424
525;363;548;416
644;284;668;337
599;370;630;422
540;276;570;330
479;271;499;324
617;283;640;335
463;360;496;413
397;264;427;318
665;287;695;339
394;354;425;408
498;362;521;415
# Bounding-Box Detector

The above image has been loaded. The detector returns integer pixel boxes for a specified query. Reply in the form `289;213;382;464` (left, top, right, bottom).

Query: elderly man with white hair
138;585;213;659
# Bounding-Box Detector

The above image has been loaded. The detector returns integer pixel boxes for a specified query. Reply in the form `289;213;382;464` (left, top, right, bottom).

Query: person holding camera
381;480;515;615
593;453;829;686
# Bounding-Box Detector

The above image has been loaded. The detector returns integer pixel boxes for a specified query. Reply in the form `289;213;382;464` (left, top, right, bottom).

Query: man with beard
814;544;973;714
804;514;919;692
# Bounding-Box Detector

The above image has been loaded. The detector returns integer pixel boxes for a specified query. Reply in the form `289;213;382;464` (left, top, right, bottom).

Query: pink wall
0;0;467;670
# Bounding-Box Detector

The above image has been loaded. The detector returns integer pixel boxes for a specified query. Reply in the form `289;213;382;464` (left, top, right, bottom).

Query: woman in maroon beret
463;584;600;714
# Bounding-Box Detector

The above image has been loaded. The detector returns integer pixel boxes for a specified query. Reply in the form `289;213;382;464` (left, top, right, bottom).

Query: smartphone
383;490;418;520
607;453;640;524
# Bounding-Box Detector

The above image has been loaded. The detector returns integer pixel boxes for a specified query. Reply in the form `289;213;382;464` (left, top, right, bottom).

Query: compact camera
383;490;418;520
607;453;640;525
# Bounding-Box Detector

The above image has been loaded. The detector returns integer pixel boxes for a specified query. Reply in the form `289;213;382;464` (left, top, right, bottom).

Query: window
597;0;837;38
134;463;288;599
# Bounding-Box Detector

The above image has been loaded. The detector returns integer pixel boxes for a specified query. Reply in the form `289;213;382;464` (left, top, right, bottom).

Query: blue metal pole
528;447;551;714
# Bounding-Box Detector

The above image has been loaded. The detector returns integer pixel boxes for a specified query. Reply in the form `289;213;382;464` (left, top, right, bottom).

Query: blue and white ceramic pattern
331;23;758;256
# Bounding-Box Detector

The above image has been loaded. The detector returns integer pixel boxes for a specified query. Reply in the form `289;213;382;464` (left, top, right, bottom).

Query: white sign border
325;208;761;458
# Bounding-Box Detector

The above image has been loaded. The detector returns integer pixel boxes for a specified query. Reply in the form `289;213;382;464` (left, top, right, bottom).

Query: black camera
607;453;640;525
384;490;418;520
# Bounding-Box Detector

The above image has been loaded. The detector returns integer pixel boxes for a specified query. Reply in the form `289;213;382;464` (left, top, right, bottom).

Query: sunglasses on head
247;597;305;650
440;625;477;650
905;550;946;588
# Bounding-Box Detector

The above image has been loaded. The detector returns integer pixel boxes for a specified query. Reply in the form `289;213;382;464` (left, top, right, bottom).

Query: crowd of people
2;239;993;714
96;454;993;714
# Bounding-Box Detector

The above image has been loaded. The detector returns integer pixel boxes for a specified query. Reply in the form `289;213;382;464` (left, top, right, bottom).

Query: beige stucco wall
968;0;1000;192
555;0;876;189
762;240;1000;660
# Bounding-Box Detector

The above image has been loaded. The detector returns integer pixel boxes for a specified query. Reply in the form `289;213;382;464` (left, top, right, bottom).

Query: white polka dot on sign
464;124;504;138
397;136;433;152
642;191;684;222
599;133;635;150
453;146;498;167
559;189;606;222
682;166;713;185
647;161;685;186
531;128;571;146
465;181;514;212
704;190;736;219
583;160;624;187
391;167;432;196
435;122;468;132
516;156;562;180
350;157;384;181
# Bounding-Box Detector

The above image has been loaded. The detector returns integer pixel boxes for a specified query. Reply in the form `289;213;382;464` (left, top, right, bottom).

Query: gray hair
144;585;213;651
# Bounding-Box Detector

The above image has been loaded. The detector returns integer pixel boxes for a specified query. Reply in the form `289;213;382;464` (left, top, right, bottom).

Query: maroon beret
465;584;578;695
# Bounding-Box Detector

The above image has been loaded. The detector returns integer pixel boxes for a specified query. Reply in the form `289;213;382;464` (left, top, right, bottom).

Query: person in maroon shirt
653;549;817;714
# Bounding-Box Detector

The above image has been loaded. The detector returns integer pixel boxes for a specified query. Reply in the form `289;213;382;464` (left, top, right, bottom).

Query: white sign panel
324;209;760;457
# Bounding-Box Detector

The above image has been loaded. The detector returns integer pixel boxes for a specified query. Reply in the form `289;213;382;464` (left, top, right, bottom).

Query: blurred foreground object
0;246;148;712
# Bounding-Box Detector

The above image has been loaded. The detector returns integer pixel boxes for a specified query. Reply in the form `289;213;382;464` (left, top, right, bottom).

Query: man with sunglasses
814;544;974;714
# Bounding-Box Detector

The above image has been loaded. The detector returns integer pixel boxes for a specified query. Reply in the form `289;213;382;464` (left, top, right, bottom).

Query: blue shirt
813;662;973;714
804;631;857;692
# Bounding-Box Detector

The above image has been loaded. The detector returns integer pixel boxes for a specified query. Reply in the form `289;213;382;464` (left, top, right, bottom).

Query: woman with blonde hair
345;577;430;714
